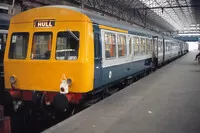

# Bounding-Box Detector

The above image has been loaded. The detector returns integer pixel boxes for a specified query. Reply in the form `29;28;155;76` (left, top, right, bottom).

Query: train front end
4;6;94;111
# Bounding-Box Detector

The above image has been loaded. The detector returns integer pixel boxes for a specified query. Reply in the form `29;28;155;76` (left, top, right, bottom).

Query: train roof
0;13;10;30
43;5;162;38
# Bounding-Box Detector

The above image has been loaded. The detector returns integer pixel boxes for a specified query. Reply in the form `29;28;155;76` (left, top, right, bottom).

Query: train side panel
93;25;153;89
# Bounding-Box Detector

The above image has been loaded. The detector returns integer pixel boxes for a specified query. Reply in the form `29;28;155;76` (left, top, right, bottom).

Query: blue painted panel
94;58;152;89
175;36;198;42
93;24;103;88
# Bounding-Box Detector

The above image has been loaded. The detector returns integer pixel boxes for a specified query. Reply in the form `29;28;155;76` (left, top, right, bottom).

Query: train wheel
197;57;200;65
83;94;101;107
106;86;120;96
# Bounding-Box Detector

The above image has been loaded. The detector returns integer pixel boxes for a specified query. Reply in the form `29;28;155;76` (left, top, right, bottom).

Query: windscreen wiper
66;29;79;41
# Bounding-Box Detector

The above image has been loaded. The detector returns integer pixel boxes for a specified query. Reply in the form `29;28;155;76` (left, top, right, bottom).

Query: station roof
1;0;200;36
105;0;200;35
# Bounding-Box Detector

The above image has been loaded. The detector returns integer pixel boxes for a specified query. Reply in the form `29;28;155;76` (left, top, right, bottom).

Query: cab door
93;24;102;88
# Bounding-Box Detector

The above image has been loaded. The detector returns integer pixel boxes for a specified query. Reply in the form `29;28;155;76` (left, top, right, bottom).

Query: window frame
8;32;29;59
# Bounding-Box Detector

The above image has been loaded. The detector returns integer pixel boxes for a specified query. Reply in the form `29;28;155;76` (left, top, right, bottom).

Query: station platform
44;51;200;133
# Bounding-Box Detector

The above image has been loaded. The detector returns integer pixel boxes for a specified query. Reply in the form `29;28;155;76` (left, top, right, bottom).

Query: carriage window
165;43;168;51
9;33;29;59
56;31;79;60
117;35;126;57
140;38;146;54
158;41;161;53
169;43;172;51
150;39;153;52
146;39;151;54
104;32;116;59
134;37;139;55
31;32;52;60
160;41;163;53
128;37;132;55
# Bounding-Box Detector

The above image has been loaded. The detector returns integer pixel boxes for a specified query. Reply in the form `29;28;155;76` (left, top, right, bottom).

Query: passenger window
140;38;146;54
56;31;79;60
150;39;153;52
169;43;172;51
104;32;116;59
9;33;29;59
146;39;150;54
158;41;161;53
117;35;126;57
128;37;132;55
166;43;168;51
134;37;139;55
160;41;163;53
31;32;52;60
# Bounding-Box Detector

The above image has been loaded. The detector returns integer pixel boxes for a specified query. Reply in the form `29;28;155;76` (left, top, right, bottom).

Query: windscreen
31;32;52;60
56;31;79;60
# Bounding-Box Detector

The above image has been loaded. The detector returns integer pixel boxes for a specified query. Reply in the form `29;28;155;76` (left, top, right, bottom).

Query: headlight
67;78;72;85
10;75;16;84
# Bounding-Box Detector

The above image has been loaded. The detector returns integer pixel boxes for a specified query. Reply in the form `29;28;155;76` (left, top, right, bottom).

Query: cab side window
9;32;29;59
94;33;100;58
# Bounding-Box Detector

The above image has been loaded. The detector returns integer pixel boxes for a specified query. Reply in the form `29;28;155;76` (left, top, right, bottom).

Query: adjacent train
4;5;188;112
0;12;10;105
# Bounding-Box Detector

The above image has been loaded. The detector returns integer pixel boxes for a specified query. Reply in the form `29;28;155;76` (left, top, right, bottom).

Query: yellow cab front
4;7;94;107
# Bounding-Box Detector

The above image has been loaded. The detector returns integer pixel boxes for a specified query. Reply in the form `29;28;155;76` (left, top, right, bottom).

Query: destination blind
34;20;55;28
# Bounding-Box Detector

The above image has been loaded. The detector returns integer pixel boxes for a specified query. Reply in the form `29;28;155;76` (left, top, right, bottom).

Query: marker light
10;75;16;84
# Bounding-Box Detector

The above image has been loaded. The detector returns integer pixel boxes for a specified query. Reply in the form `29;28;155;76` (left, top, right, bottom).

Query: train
0;12;10;105
3;5;188;113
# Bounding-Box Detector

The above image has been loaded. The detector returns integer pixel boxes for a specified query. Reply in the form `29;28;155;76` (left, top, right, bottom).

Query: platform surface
44;51;200;133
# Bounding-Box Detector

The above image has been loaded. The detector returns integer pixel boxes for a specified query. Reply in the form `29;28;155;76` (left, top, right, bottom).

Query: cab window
9;33;29;59
31;32;52;60
56;31;79;60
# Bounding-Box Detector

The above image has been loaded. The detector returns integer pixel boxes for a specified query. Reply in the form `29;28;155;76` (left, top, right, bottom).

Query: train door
152;36;158;67
93;24;102;88
0;32;7;104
